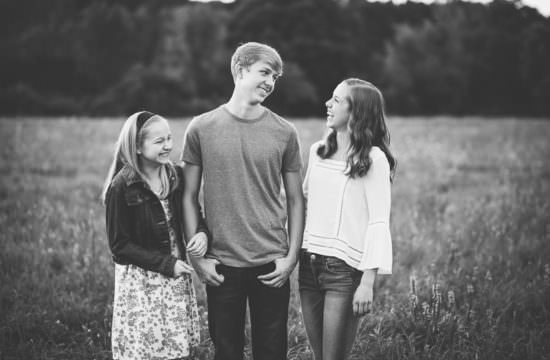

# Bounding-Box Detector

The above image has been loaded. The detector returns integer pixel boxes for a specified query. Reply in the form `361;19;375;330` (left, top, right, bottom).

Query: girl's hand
173;259;194;277
186;231;208;257
352;283;374;316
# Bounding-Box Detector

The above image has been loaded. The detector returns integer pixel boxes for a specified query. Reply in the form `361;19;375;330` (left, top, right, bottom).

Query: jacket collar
118;164;179;192
119;165;144;187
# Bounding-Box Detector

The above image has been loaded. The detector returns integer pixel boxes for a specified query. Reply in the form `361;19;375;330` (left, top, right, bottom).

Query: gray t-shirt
181;105;303;267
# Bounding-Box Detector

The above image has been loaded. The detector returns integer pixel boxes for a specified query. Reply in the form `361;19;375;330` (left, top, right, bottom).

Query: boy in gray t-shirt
180;42;305;360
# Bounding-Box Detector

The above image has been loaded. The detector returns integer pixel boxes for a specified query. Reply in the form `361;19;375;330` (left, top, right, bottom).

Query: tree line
1;0;549;117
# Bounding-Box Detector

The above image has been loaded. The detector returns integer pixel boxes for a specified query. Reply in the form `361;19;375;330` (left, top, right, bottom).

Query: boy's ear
235;62;248;79
237;65;244;79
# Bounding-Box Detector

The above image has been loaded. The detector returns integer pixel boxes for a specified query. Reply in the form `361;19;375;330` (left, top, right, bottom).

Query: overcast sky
370;0;550;16
193;0;550;17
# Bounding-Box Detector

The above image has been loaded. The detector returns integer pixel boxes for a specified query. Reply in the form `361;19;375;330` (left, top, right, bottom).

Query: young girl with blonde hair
103;111;208;360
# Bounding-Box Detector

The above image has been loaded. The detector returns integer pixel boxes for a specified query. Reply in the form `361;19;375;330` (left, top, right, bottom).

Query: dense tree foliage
0;0;548;116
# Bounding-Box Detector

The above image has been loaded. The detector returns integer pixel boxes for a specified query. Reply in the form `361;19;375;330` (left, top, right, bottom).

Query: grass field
1;116;549;359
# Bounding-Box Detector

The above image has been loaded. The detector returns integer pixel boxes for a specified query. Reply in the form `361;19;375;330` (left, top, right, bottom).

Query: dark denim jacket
105;164;208;277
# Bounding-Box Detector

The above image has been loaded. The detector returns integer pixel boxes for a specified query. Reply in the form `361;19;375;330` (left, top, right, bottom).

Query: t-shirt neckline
221;105;267;124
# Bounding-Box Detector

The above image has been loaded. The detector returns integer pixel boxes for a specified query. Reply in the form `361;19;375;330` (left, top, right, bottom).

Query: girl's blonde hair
101;111;176;202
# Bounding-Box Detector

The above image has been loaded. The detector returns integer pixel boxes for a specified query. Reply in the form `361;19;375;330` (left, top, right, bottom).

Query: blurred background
1;0;549;117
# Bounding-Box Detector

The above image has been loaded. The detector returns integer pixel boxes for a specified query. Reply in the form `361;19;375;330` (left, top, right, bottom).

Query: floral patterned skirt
111;264;200;360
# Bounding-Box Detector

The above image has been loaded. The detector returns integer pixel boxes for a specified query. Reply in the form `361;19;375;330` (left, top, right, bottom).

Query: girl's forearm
360;268;377;287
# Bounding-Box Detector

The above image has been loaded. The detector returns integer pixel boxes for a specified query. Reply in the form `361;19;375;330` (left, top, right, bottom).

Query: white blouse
302;141;392;274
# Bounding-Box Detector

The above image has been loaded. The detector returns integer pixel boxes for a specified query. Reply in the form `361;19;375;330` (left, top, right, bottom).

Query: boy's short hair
230;42;283;80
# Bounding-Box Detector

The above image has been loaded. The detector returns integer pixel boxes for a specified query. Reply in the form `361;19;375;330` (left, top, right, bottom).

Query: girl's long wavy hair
101;112;178;203
317;78;396;180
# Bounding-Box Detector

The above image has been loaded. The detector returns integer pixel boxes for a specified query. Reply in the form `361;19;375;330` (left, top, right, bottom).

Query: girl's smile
326;82;351;131
139;119;173;167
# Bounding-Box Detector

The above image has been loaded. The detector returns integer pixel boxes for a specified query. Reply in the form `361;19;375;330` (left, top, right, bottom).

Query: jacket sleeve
358;148;393;274
105;182;177;277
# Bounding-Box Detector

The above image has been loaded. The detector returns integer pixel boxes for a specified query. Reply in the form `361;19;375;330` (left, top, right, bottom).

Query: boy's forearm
182;194;201;240
282;170;305;263
181;163;204;241
285;191;305;264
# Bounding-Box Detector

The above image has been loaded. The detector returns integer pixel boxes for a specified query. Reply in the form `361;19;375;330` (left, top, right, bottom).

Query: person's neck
336;130;351;151
332;130;351;161
140;162;161;184
225;92;264;120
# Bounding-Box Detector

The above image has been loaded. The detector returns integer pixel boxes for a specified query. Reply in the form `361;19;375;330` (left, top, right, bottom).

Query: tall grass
1;117;549;359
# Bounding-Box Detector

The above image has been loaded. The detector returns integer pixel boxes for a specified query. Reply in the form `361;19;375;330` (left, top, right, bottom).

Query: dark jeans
298;251;363;360
206;261;290;360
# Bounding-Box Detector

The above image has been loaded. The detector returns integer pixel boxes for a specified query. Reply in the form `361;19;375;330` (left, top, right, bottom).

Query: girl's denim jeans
298;251;363;360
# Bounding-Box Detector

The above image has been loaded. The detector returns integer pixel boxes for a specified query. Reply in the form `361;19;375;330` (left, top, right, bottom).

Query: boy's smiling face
236;61;280;105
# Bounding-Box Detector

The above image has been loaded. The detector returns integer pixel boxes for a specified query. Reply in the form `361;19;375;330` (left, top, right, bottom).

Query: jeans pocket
256;261;276;277
325;257;354;274
215;263;227;276
298;255;310;273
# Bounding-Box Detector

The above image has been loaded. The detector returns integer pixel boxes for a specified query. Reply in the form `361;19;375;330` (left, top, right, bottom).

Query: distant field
1;116;549;359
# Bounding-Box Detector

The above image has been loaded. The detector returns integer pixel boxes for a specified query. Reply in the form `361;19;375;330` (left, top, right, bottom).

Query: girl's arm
358;148;392;274
353;148;393;315
105;183;178;277
353;268;377;316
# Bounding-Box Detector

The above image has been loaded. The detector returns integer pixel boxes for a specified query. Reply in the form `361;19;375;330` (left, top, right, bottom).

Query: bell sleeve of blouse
358;148;393;275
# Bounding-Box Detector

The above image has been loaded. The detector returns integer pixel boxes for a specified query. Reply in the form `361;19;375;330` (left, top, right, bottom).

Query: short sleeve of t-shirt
282;125;302;173
180;118;201;165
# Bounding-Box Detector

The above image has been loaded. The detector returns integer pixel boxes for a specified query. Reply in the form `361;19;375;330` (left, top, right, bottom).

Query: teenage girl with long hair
299;79;396;360
102;111;208;360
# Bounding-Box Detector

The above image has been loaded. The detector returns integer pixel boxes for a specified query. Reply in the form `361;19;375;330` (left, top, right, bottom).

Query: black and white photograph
1;0;549;359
